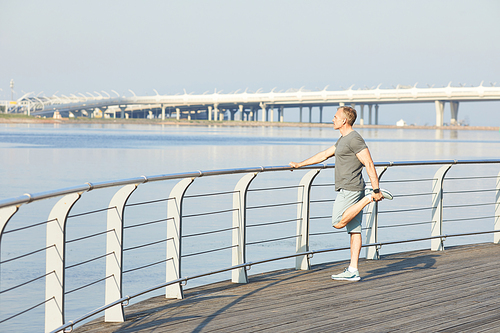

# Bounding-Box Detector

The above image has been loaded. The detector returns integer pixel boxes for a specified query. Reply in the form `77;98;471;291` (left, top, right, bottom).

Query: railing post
232;173;258;283
0;205;19;243
0;205;19;275
45;193;81;333
295;169;321;270
431;164;453;251
166;178;194;299
495;170;500;244
105;184;138;322
365;167;388;260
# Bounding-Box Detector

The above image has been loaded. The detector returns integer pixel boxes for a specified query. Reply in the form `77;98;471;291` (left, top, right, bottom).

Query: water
1;122;500;332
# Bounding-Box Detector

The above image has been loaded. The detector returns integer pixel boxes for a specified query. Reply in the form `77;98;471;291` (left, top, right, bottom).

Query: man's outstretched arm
289;145;336;168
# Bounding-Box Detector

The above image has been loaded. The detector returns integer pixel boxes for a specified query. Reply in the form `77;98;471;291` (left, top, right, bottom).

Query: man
289;106;392;281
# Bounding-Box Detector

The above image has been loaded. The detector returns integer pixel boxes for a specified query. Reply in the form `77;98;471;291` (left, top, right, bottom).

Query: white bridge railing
0;160;499;332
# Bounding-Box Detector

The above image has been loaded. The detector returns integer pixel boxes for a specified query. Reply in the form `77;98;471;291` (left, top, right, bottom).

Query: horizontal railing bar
66;229;113;244
123;258;172;274
310;215;333;220
0;271;54;295
126;197;174;207
124;238;168;252
444;202;495;209
1;297;54;325
2;218;56;234
65;275;113;295
248;184;302;192
310;199;335;204
309;230;344;236
379;206;433;214
393;192;433;198
181;245;237;258
184;190;236;199
183;208;237;219
311;182;335;187
380;178;435;183
379;220;433;229
443;216;492;223
4;159;500;209
0;244;55;265
51;229;500;333
183;226;238;238
68;207;114;219
247;234;300;246
445;175;499;181
247;218;300;228
247;201;301;210
65;252;112;270
124;217;173;230
444;188;497;195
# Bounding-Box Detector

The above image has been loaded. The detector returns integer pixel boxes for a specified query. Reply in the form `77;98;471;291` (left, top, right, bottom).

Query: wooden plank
74;243;500;333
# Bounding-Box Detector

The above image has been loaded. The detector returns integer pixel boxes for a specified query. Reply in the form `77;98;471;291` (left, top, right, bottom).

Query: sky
1;0;499;126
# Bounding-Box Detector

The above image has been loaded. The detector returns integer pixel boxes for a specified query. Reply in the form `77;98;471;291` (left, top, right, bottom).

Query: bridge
4;82;500;126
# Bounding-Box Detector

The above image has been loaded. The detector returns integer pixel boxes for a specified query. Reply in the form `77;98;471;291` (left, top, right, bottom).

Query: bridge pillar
207;106;212;121
119;106;127;119
450;101;459;125
214;104;219;121
230;108;237;121
368;104;372;125
279;105;284;122
260;103;266;122
161;104;166;120
309;106;313;123
375;104;379;125
299;106;303;123
319;106;323;123
176;108;180;120
435;101;445;126
359;104;365;125
239;105;244;121
99;106;108;119
269;106;274;122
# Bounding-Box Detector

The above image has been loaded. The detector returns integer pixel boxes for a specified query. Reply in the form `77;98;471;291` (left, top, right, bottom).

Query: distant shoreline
0;115;498;131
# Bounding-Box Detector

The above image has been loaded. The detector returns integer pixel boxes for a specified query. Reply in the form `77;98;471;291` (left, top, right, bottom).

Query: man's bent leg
333;196;372;229
349;233;362;270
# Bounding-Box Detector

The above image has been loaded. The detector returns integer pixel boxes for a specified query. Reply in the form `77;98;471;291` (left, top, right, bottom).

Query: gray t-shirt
334;131;368;191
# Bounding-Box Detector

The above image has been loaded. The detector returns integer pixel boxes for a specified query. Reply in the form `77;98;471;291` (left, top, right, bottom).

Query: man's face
333;109;346;129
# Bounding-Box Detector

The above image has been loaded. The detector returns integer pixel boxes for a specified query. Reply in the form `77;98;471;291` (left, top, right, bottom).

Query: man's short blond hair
338;106;357;126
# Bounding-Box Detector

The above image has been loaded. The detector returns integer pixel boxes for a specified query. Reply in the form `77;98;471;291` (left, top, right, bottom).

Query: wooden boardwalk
75;243;500;333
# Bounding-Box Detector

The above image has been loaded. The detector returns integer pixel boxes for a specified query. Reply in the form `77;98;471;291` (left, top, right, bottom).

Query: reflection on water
1;124;499;199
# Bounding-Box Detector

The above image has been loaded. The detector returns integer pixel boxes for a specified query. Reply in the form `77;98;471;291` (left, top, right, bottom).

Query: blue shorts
332;189;364;233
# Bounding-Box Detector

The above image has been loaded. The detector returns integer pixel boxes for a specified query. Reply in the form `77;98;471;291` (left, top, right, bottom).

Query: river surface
1;122;500;332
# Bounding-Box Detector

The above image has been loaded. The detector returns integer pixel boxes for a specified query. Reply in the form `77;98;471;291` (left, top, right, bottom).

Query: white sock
348;266;358;273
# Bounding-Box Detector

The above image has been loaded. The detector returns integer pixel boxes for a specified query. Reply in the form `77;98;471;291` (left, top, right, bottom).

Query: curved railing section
0;160;499;333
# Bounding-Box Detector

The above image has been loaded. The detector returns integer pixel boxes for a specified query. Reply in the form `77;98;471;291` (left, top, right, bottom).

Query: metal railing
0;159;499;333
